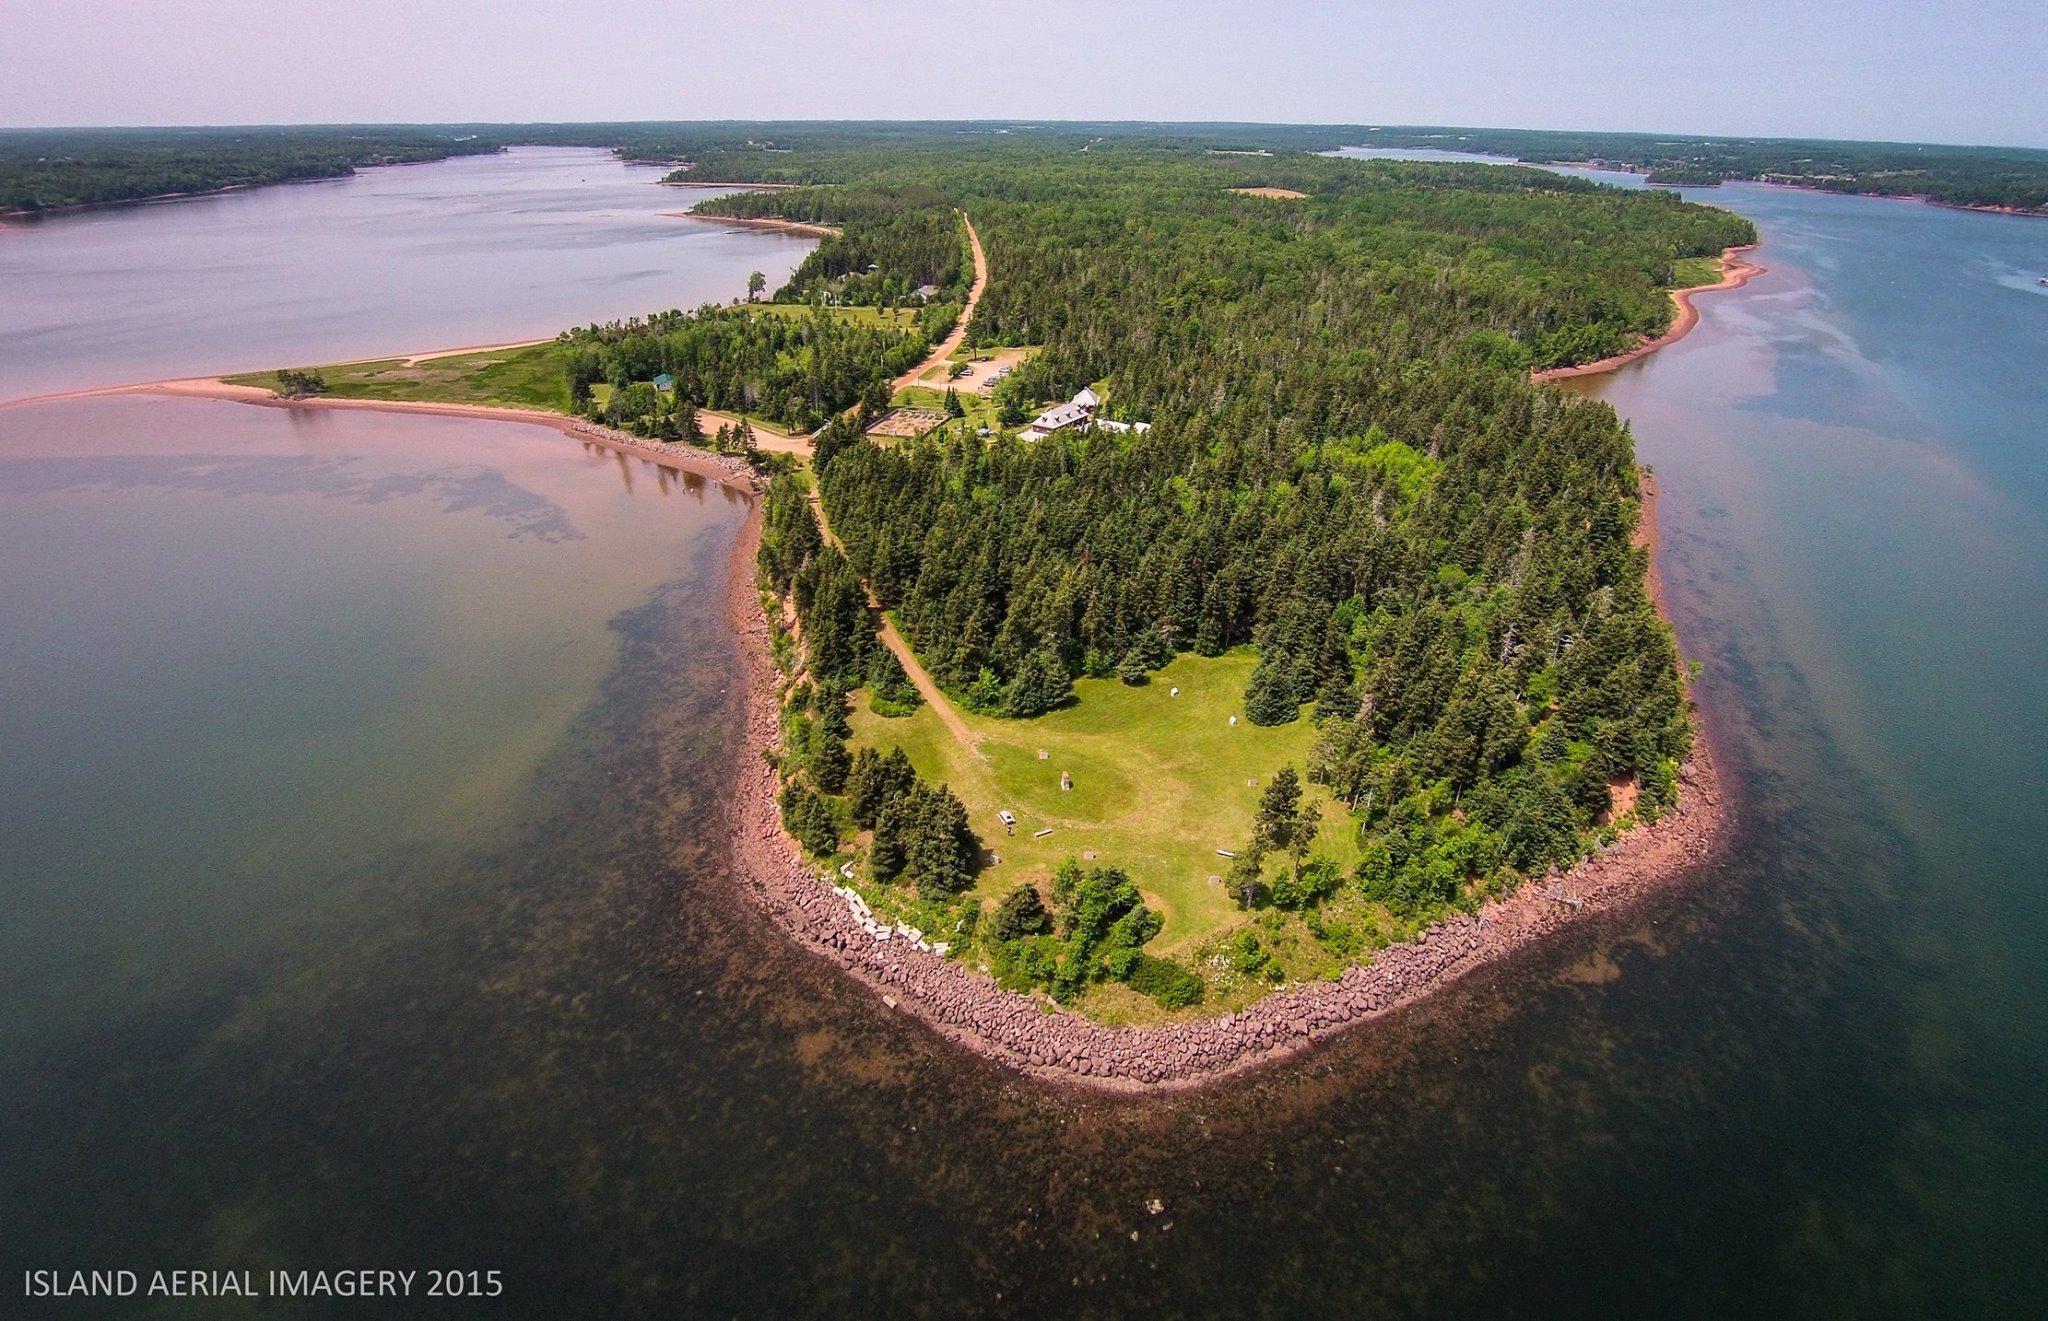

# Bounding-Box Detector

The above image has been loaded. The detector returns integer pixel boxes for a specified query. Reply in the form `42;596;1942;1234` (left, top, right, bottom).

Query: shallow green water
2;157;2044;1316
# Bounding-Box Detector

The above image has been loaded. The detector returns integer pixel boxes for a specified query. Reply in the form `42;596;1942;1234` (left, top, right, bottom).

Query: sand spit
670;212;842;239
6;379;767;495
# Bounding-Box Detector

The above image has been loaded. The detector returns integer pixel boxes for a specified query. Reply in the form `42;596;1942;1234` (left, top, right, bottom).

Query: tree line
14;121;2042;218
0;126;500;213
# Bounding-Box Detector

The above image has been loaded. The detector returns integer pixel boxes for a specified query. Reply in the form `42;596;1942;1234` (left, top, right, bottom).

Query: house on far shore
1020;384;1151;441
652;373;675;394
914;283;941;301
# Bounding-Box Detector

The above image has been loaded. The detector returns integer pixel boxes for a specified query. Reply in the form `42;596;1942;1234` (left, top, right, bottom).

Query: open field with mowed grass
849;649;1360;953
226;341;571;410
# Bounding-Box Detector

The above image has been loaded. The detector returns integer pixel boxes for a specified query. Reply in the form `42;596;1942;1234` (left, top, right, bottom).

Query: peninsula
91;128;1757;1086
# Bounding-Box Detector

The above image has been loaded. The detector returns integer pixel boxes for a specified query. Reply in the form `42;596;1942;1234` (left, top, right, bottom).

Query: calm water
0;146;811;401
3;152;2046;1316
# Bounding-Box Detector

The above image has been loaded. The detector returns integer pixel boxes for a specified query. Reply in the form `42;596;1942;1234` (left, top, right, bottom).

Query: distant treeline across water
5;120;2046;215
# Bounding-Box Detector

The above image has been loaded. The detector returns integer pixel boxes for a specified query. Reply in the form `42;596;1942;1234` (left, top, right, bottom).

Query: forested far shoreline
0;126;503;214
6;120;2046;218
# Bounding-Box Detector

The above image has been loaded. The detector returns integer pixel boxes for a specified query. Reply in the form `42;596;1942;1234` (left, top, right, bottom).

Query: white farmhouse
1019;385;1147;440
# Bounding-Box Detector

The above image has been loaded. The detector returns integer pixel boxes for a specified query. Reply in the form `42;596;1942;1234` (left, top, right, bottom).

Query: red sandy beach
1532;245;1764;382
667;212;842;239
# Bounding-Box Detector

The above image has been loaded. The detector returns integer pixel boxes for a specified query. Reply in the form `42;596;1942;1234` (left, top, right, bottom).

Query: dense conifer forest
715;135;1753;1010
560;306;932;435
696;184;973;306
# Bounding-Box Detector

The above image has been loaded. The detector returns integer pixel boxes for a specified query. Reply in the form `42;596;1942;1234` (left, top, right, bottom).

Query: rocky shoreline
719;500;1731;1094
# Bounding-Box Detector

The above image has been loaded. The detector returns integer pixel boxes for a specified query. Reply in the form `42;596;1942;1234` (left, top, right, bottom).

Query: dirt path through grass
805;483;980;753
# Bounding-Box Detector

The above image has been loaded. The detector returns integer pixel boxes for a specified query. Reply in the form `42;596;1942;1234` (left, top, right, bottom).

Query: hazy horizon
4;0;2044;150
5;116;2047;157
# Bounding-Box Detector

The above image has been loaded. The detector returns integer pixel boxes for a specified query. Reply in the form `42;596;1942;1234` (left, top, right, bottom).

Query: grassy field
224;305;917;412
747;302;923;332
1670;254;1726;290
227;342;808;438
225;341;572;410
848;649;1360;954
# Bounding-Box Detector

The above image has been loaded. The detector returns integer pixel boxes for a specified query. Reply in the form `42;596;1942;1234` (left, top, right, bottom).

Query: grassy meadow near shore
1670;253;1728;289
849;652;1343;945
221;301;926;438
228;342;573;410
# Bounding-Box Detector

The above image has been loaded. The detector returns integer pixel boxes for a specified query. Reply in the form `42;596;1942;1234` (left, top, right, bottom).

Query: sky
3;0;2044;149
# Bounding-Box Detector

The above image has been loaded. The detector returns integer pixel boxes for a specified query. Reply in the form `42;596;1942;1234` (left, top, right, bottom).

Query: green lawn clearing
848;649;1360;954
225;341;573;410
1670;254;1726;290
891;384;999;433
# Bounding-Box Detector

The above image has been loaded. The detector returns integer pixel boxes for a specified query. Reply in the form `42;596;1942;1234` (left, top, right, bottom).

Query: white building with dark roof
1021;387;1102;440
1019;385;1148;440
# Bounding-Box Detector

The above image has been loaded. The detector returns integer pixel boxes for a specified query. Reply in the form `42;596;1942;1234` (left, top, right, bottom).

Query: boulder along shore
719;499;1732;1095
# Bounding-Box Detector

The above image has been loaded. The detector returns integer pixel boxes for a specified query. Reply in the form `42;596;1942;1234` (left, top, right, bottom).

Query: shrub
276;368;326;397
1221;929;1281;983
1270;857;1341;910
1128;954;1205;1009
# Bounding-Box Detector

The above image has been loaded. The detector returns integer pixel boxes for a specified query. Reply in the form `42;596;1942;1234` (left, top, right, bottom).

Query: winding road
812;210;988;750
892;209;988;391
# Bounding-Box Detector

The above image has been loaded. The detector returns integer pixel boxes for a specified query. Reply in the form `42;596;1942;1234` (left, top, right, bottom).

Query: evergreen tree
901;781;977;897
1255;767;1305;855
779;781;839;856
812;734;850;793
991;884;1052;941
869;797;907;880
1244;652;1300;726
1002;648;1070;717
